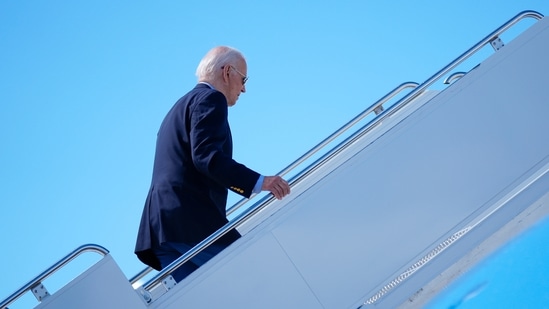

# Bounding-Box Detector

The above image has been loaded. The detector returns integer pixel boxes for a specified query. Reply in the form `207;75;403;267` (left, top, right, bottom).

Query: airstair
2;10;549;309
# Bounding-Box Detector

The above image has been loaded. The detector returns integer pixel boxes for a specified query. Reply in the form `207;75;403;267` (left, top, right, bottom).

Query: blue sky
1;1;549;307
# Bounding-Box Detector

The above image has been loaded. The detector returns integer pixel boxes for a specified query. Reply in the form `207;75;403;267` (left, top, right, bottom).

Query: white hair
195;46;245;81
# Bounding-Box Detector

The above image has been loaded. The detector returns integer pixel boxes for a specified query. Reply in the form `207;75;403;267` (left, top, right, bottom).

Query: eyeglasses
229;66;248;85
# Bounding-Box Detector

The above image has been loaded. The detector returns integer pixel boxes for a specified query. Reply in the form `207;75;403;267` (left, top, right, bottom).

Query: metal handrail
443;72;466;84
0;244;109;309
129;264;153;285
140;8;545;300
230;9;540;218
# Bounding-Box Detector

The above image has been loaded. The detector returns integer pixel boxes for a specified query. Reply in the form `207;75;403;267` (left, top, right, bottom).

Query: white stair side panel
35;255;146;309
151;233;324;309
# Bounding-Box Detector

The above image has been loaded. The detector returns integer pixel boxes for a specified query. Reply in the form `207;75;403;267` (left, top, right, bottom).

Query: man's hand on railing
262;176;291;200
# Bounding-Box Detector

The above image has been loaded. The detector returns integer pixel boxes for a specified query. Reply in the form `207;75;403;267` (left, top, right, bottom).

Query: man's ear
222;65;231;82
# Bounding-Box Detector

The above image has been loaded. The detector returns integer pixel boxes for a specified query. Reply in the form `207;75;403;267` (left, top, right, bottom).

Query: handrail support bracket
161;275;177;291
373;105;385;115
490;36;505;51
30;282;50;302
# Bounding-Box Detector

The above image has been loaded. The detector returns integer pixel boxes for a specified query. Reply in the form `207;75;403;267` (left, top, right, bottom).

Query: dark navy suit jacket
135;84;260;270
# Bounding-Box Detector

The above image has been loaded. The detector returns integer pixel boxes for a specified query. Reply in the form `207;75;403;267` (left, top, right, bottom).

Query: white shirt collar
199;82;215;90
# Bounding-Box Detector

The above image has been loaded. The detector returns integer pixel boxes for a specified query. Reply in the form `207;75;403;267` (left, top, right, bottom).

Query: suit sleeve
189;91;260;198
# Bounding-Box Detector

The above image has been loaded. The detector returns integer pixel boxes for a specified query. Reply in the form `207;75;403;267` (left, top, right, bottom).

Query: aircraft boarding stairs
2;10;549;309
